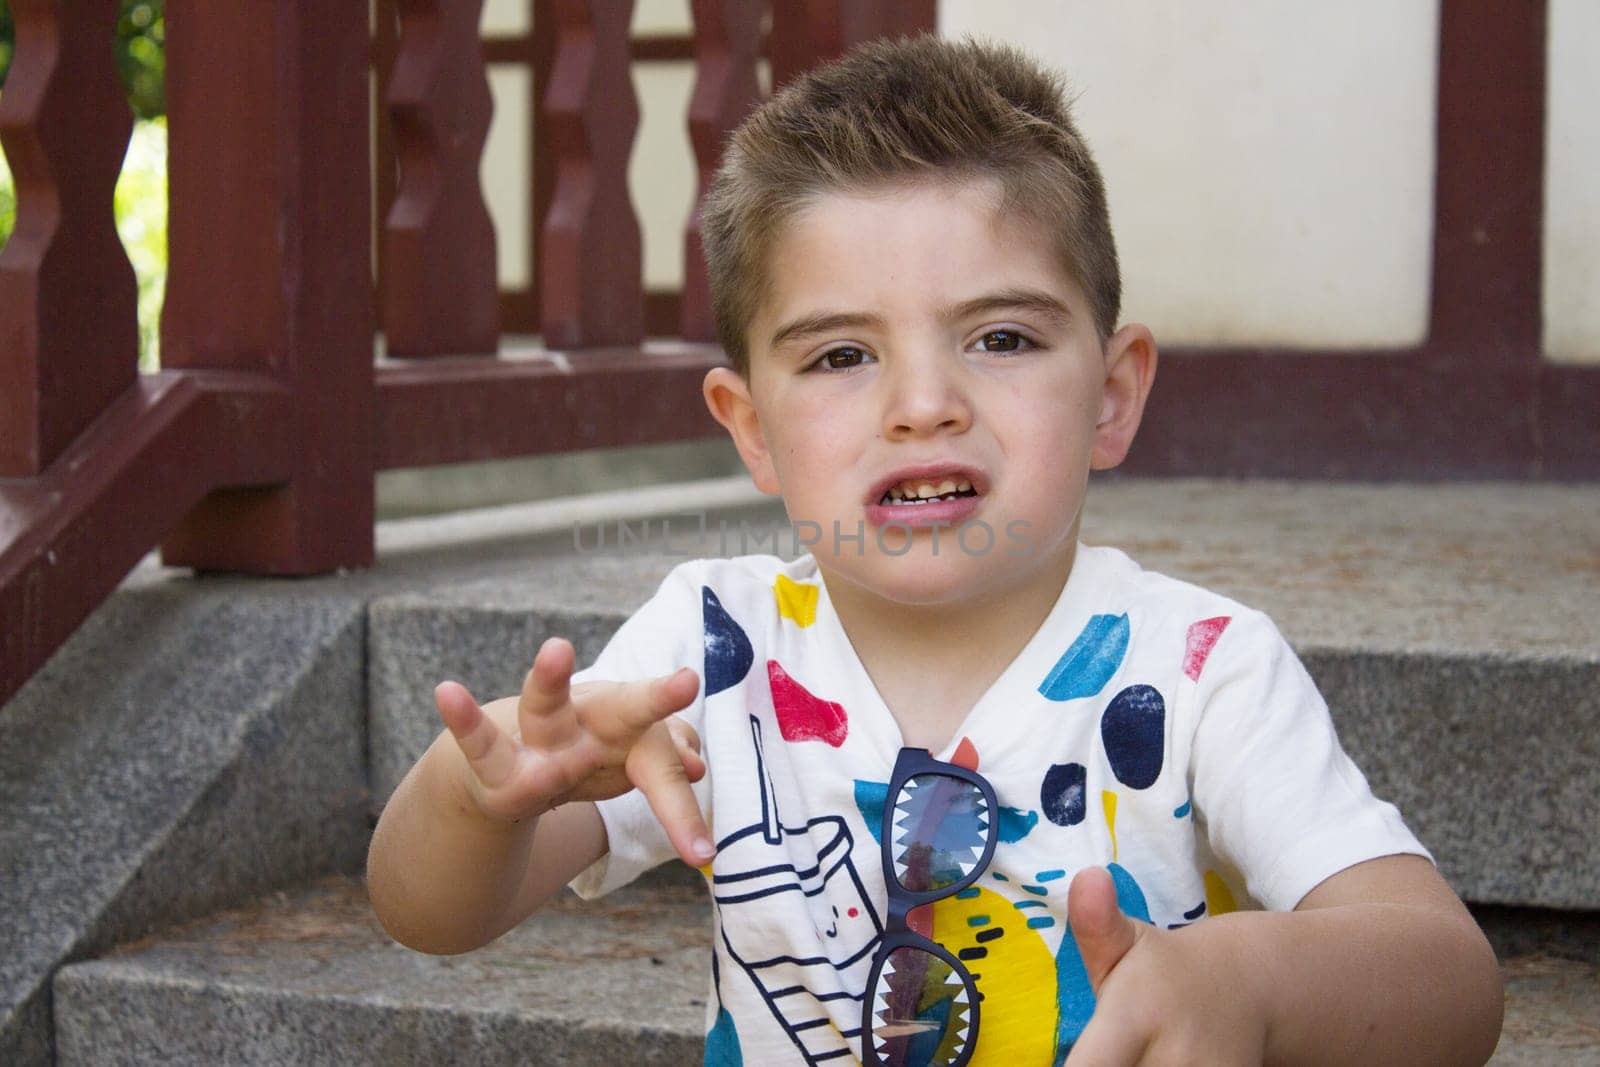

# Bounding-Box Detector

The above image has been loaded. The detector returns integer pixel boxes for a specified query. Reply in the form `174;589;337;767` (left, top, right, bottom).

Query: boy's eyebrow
768;311;887;353
766;287;1074;353
940;288;1075;329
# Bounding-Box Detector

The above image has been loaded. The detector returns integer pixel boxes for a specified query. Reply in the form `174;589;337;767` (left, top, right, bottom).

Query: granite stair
4;478;1596;1064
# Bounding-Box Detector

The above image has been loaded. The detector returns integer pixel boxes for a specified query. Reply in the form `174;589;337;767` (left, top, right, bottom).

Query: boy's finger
435;681;519;787
517;637;576;728
627;723;715;866
1068;866;1141;995
590;667;701;742
666;718;706;782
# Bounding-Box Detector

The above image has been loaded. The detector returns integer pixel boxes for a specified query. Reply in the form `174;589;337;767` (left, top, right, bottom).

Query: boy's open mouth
879;478;978;506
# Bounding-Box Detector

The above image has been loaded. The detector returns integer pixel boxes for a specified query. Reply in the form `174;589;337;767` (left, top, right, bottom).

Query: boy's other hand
433;636;713;865
1064;867;1267;1065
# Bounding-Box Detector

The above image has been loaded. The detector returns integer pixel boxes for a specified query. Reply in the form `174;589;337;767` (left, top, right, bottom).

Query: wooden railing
0;0;1594;710
0;0;934;707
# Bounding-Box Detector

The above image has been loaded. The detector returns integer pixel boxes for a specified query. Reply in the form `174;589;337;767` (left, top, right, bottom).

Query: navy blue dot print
1040;762;1087;826
1102;684;1165;789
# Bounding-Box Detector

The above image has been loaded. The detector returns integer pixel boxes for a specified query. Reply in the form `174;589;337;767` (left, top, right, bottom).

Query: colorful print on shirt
568;548;1427;1065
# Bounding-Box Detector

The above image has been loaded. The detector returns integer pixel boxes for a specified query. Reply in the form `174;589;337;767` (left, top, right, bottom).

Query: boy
369;35;1503;1065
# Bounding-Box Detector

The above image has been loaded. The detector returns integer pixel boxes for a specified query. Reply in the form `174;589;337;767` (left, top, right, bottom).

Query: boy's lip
864;463;989;507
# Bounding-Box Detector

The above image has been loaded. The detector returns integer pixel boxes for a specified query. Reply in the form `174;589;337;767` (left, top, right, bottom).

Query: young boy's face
705;178;1153;610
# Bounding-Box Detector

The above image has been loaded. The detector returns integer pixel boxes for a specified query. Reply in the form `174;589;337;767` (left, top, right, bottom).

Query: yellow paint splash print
931;885;1058;1064
774;574;819;627
1204;869;1238;916
1102;790;1118;861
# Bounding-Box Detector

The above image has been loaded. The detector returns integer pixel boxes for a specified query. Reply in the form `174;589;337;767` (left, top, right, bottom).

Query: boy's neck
820;536;1080;752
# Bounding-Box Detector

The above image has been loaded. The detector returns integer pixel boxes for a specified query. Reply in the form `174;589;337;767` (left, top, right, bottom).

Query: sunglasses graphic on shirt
862;747;1000;1067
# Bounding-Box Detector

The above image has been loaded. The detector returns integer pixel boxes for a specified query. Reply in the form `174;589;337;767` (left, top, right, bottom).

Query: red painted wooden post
0;0;138;477
540;0;644;348
384;0;501;356
1427;0;1545;371
158;1;375;573
681;0;764;343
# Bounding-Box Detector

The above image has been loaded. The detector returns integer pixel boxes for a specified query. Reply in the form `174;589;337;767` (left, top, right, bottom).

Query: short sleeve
566;564;710;899
1188;610;1429;911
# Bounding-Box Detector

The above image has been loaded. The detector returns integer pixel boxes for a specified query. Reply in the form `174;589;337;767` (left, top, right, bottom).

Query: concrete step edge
51;876;1600;1067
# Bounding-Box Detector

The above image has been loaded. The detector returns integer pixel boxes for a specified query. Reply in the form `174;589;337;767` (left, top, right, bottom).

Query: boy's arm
366;714;608;956
367;638;709;956
1065;855;1504;1065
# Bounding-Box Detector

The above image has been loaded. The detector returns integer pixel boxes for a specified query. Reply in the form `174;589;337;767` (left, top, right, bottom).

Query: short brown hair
700;34;1121;375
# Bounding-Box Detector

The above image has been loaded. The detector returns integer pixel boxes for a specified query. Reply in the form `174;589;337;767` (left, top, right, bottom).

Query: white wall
479;0;705;300
941;0;1439;349
1545;0;1600;364
473;0;1598;362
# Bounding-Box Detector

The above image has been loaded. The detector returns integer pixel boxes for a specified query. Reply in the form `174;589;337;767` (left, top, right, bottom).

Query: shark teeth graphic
887;774;993;893
873;986;891;1024
869;952;975;1064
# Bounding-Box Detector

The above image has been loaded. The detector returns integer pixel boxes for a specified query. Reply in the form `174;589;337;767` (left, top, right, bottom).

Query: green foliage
0;162;11;250
0;6;10;89
0;1;166;363
0;0;165;120
0;120;168;371
116;119;168;371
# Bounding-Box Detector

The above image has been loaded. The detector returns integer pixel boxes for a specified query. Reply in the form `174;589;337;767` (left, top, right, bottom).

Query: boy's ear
703;367;782;495
1090;323;1158;471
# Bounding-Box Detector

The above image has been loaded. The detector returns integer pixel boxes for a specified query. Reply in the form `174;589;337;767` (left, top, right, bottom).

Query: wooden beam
0;372;289;708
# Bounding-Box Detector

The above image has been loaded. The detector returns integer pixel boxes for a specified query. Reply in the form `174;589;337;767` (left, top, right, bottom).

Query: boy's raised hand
432;636;713;866
1063;867;1267;1065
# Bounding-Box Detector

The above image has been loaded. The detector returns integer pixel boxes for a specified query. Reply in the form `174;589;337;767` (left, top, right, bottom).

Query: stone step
52;875;1600;1065
0;478;770;1062
54;876;711;1067
0;581;371;1064
9;476;1599;1061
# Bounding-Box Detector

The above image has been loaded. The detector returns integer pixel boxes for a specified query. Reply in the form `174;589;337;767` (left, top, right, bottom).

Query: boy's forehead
749;180;1081;349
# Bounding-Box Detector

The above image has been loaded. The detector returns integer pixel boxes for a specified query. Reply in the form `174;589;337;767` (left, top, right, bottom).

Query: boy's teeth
881;476;978;505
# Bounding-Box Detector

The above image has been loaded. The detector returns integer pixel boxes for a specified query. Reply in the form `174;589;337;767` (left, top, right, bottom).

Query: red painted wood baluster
540;0;643;348
0;0;138;477
159;1;375;573
681;0;764;343
384;0;500;356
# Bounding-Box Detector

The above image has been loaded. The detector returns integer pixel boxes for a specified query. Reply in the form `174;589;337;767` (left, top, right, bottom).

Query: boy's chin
820;550;1025;609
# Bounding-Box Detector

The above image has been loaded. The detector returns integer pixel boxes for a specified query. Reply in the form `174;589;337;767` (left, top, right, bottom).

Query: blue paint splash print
1038;614;1130;701
1053;863;1154;1061
703;586;754;696
1040;762;1088;826
1101;684;1166;789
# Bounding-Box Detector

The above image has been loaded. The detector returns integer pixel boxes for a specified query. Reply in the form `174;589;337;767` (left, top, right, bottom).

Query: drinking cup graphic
711;717;884;1064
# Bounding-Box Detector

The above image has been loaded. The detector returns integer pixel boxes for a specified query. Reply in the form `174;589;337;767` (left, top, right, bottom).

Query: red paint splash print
1183;616;1232;681
767;659;848;747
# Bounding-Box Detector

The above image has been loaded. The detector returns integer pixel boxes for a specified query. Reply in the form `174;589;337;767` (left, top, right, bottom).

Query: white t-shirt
569;545;1427;1065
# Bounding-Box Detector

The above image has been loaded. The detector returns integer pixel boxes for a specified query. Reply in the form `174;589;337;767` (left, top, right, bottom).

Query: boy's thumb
1068;866;1140;994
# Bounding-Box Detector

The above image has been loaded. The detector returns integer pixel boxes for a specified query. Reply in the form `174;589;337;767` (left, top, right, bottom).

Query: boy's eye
974;329;1030;353
814;346;871;371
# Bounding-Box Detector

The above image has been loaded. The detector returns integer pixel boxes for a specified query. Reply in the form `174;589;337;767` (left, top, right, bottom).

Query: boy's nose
880;355;974;440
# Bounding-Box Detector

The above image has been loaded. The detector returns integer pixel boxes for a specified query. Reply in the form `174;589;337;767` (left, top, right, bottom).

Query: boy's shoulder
1078;542;1279;651
1080;542;1249;610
